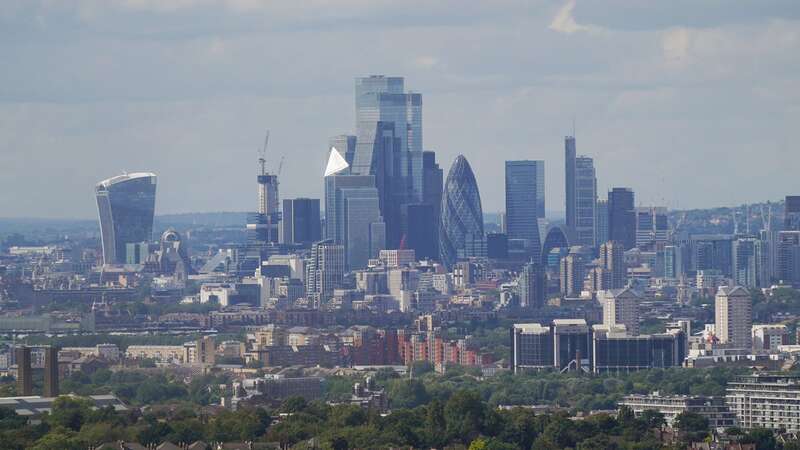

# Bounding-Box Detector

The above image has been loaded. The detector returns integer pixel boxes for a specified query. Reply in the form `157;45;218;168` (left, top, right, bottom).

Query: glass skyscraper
608;187;636;250
95;172;157;265
440;155;485;269
565;136;597;247
505;160;544;259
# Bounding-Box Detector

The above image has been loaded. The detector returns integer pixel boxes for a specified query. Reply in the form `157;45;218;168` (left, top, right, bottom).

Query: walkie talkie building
439;155;485;269
96;172;157;265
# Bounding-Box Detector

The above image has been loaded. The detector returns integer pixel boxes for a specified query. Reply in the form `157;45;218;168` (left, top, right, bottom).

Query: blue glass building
95;172;157;265
439;155;485;269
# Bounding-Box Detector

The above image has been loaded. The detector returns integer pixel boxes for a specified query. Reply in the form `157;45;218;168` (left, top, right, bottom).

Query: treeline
3;392;799;450
380;366;742;412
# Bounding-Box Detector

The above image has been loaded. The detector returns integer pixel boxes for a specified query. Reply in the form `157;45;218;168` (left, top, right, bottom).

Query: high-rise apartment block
715;286;752;349
305;240;346;307
15;346;32;396
600;288;641;335
518;262;546;309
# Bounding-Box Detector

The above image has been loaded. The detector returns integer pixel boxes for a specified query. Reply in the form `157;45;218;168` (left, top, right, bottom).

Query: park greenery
2;390;800;450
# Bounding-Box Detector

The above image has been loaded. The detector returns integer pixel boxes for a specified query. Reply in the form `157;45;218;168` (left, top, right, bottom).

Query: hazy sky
1;0;799;219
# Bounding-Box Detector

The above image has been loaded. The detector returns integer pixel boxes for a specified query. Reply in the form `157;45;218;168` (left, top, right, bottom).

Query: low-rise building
621;392;736;428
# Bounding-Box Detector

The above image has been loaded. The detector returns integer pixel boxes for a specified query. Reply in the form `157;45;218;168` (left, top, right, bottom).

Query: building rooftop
96;172;156;188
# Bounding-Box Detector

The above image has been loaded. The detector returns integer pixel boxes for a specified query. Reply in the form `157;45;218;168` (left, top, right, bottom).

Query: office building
43;346;59;397
608;188;636;250
727;374;800;432
511;323;553;373
440;155;485;269
351;76;424;248
592;326;686;373
95;172;157;265
15;346;32;396
599;240;626;289
196;336;215;367
599;288;640;335
778;231;800;286
664;245;684;279
553;319;591;372
635;207;668;250
518;262;546;309
486;233;509;260
324;172;385;270
690;234;735;277
786;196;800;231
715;286;752;349
621;394;736;428
281;198;322;246
565;137;597;247
733;237;770;288
157;229;194;277
596;199;609;246
505;160;543;259
305;240;345;307
401;203;436;260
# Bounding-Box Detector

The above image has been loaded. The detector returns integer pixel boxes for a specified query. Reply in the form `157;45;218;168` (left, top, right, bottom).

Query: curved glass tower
96;173;157;265
439;155;485;269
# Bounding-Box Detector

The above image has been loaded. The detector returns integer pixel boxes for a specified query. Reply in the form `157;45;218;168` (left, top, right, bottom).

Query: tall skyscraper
350;76;425;248
715;286;752;348
96;172;157;265
599;241;626;289
305;239;345;307
505;160;544;259
608;188;636;250
600;288;641;335
565;136;576;230
281;198;322;246
565;136;597;247
518;262;546;309
786;196;800;231
733;237;769;288
15;346;32;396
44;346;59;397
440;155;485;269
257;167;280;244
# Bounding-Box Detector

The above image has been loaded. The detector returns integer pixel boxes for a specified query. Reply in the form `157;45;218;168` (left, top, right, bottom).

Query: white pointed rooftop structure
324;146;350;177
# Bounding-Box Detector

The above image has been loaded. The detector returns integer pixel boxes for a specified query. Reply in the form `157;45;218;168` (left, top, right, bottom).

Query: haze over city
1;0;799;218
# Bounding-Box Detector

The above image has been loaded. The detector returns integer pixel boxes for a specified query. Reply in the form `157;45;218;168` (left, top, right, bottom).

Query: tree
639;409;666;429
388;379;430;409
444;390;487;444
740;428;777;450
673;411;709;443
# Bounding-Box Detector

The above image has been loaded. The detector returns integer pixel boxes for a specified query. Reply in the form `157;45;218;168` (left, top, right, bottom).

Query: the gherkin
439;155;485;269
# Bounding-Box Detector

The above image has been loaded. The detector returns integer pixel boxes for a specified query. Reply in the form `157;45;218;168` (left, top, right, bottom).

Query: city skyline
1;2;799;218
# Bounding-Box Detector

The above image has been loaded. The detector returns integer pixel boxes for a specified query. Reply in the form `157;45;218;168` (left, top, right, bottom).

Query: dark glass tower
282;198;322;246
505;160;543;259
786;196;800;231
608;187;636;250
96;173;157;265
440;155;485;269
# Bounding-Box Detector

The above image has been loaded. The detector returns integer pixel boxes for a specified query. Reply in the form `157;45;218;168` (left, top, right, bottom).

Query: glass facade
608;187;636;250
440;155;485;269
541;225;569;265
96;173;157;265
505;160;543;259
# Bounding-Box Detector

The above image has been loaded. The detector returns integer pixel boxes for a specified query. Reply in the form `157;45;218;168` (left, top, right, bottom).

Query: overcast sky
1;0;798;219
